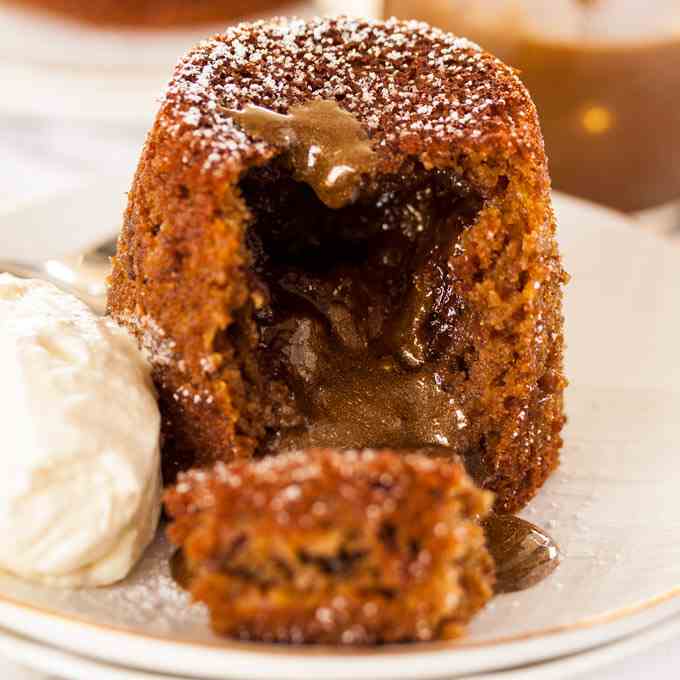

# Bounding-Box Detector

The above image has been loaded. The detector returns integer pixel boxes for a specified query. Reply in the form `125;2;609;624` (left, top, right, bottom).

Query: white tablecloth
2;114;678;680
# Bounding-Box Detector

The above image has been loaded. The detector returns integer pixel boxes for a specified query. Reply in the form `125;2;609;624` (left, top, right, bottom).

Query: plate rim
1;576;680;654
1;592;680;679
3;610;680;680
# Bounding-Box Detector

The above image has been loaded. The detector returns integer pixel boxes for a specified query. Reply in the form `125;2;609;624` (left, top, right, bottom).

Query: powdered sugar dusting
159;16;535;176
6;530;211;636
77;532;208;632
117;310;177;367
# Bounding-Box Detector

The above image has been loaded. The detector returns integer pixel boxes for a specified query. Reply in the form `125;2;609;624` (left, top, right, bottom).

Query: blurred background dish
2;0;292;28
0;0;316;207
0;1;315;125
384;0;680;216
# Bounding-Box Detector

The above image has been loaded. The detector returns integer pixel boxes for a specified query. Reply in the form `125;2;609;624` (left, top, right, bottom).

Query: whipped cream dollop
0;274;161;587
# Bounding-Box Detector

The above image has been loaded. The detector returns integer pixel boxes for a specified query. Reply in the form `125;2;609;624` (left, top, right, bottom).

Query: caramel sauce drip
483;514;560;594
236;106;484;479
230;101;378;209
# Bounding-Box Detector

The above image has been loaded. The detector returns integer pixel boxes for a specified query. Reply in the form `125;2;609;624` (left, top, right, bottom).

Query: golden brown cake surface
108;16;568;513
165;448;495;644
4;0;284;27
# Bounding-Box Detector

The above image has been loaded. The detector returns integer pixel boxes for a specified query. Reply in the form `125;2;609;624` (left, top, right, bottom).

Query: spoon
0;238;116;315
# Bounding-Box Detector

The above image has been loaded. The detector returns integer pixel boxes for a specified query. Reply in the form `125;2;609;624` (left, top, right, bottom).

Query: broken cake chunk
164;448;494;644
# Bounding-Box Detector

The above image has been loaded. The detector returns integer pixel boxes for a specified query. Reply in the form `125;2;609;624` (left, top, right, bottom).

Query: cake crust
108;17;568;512
165;448;495;644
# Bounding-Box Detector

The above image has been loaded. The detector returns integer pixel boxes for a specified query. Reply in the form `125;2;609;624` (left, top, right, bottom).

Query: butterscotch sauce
230;101;378;209
514;38;680;211
241;160;482;460
483;514;560;593
235;101;487;475
267;220;471;455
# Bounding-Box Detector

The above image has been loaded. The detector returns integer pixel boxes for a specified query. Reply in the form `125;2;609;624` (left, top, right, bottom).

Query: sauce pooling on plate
483;514;560;593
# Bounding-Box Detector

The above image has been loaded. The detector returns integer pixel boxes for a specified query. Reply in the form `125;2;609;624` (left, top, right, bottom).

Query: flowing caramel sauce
236;104;483;459
483;514;560;594
229;100;378;209
249;187;480;457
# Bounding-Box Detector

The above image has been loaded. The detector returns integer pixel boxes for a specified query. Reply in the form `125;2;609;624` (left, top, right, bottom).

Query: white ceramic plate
0;191;679;679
